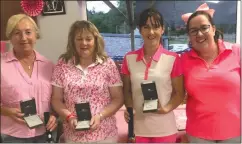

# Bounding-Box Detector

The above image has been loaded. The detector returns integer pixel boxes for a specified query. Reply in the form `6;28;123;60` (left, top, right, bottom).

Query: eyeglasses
188;25;210;36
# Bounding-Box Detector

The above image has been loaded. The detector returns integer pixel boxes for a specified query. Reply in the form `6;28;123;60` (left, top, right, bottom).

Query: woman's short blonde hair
60;20;108;64
6;14;40;39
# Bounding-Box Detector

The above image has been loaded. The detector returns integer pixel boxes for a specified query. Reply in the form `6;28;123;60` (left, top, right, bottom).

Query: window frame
84;0;240;45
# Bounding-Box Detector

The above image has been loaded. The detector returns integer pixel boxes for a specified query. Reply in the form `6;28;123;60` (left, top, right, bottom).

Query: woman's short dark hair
186;11;223;43
138;8;164;29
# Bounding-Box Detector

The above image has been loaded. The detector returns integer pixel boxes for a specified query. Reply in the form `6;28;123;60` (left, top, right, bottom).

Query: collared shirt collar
5;49;47;63
136;44;164;62
74;55;104;71
189;39;232;57
70;55;104;66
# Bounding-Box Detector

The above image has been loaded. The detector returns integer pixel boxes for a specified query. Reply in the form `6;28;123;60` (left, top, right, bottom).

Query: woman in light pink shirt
181;3;241;143
51;20;124;143
0;14;57;142
122;8;185;143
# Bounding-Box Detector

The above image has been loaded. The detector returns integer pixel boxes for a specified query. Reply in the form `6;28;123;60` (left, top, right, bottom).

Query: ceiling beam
102;1;128;21
125;0;135;51
149;0;156;8
125;0;135;30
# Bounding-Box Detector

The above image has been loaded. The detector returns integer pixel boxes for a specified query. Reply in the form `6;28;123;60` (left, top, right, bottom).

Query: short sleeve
51;59;65;88
232;43;240;65
121;55;130;75
106;58;123;87
171;55;183;78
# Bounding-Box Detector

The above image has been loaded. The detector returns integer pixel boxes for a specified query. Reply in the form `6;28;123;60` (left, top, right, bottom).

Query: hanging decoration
20;0;44;17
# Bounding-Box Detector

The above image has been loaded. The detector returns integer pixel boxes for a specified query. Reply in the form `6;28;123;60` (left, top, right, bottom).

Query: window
86;1;239;57
86;1;133;58
135;1;238;53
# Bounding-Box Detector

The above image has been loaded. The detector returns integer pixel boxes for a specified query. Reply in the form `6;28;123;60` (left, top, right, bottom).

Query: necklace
143;55;153;64
21;59;33;70
14;51;36;70
19;55;36;70
144;55;153;60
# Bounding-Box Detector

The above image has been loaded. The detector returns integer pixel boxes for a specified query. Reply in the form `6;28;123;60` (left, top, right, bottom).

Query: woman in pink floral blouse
51;20;124;143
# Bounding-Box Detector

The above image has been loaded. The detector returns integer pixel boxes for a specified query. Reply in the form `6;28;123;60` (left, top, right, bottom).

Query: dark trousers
1;134;46;143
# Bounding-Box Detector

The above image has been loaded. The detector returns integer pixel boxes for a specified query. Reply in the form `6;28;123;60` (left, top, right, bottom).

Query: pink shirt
1;50;54;138
51;57;122;142
121;45;182;137
181;40;241;140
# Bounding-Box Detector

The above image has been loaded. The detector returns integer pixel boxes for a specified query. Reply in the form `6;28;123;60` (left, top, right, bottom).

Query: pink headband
181;3;215;24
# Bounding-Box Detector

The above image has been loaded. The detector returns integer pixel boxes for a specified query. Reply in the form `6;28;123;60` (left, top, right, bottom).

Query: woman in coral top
181;3;241;143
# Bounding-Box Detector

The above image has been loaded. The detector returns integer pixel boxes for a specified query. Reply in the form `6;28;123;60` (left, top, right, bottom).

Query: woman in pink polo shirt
0;14;57;142
122;8;185;143
51;20;124;143
181;3;241;143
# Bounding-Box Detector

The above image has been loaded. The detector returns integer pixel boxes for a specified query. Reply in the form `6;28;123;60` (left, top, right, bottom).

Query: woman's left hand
46;115;58;131
90;114;101;131
156;101;170;114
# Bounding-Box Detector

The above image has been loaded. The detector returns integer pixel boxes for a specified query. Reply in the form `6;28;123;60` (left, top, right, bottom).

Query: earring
188;41;192;48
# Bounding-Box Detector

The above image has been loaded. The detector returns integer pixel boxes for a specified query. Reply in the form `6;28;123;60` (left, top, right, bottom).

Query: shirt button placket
29;81;34;99
82;70;87;82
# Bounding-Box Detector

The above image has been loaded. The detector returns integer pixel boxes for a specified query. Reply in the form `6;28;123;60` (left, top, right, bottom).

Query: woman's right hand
6;108;25;124
68;117;78;130
124;109;136;123
124;110;130;123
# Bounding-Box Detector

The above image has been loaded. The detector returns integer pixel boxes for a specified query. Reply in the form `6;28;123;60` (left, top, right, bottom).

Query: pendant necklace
20;57;35;70
21;60;32;70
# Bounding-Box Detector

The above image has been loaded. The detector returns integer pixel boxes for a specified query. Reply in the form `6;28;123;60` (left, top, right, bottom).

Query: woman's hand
68;117;78;130
90;114;101;131
156;101;170;114
124;109;135;123
46;115;58;132
124;110;130;123
6;108;26;124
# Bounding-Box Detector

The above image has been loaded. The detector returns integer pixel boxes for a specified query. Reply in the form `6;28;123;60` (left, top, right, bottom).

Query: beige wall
35;1;87;63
